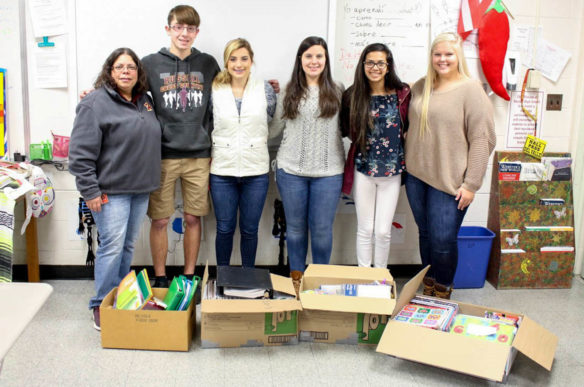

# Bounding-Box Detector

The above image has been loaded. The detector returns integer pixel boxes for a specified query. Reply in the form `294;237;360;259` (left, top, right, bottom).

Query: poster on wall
27;0;67;38
33;48;68;88
506;90;544;149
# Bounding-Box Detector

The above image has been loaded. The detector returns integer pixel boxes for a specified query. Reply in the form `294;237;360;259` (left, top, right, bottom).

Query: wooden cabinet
487;151;574;288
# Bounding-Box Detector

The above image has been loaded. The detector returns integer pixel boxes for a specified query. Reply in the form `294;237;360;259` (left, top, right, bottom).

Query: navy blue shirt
355;94;405;177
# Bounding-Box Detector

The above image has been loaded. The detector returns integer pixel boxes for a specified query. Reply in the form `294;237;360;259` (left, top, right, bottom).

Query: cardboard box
200;264;302;348
100;287;195;351
299;264;396;345
376;267;558;382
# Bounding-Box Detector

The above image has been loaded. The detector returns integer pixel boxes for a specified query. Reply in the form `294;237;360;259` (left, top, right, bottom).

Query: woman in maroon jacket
341;43;411;269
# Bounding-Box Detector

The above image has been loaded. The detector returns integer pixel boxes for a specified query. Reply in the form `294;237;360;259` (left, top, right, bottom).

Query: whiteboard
331;0;430;87
75;0;330;93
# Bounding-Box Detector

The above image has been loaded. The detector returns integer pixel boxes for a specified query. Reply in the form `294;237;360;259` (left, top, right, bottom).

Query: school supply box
99;281;196;351
200;263;302;348
298;264;397;345
376;267;558;382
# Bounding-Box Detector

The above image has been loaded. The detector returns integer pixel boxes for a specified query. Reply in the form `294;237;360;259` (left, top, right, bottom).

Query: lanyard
520;69;538;129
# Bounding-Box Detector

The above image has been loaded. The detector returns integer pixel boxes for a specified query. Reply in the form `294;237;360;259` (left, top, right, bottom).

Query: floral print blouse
355;94;405;177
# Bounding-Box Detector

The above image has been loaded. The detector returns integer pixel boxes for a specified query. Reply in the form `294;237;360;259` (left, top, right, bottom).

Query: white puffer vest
211;77;268;176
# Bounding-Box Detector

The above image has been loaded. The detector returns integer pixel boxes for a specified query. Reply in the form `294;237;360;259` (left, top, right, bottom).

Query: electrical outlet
546;94;563;111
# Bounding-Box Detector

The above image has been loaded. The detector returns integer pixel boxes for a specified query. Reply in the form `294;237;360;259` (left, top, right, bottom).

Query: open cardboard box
376;267;558;382
200;263;302;348
100;287;195;351
299;264;396;345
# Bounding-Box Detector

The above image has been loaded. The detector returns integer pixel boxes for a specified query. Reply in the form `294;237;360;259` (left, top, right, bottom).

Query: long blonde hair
213;38;254;87
418;32;470;137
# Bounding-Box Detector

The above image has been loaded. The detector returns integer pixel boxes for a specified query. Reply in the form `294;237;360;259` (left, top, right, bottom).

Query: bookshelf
487;151;575;288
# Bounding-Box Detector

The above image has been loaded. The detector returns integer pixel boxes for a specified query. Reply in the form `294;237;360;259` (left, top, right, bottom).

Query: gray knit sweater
269;86;345;177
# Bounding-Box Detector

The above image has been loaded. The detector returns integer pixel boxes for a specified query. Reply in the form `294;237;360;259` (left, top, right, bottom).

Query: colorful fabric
355;94;404;177
0;192;15;282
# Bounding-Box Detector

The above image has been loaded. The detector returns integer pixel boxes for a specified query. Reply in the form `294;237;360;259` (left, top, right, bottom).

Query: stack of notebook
115;269;153;310
394;295;459;331
449;314;517;345
162;275;200;311
214;266;273;300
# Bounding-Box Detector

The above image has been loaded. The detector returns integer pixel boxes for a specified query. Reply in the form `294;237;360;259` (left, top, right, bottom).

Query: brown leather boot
422;277;435;296
290;270;303;298
434;282;452;299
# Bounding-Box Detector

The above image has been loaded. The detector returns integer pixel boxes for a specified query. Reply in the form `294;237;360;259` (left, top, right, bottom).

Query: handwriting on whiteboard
333;0;429;85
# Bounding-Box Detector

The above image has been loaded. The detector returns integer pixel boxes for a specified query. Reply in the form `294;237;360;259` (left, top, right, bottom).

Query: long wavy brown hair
93;47;149;96
282;36;341;120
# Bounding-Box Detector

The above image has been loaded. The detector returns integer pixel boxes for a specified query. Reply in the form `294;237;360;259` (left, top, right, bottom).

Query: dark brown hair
282;36;341;120
168;5;200;27
93;48;148;96
350;43;405;151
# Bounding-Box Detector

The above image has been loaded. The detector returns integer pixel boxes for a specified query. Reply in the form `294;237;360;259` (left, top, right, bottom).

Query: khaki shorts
148;158;210;219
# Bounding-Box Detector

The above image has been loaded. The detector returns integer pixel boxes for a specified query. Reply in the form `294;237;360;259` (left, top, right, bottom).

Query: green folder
178;276;200;311
163;276;185;310
136;269;153;308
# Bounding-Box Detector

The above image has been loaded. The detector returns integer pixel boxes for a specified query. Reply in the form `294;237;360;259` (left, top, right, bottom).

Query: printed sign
523;135;547;159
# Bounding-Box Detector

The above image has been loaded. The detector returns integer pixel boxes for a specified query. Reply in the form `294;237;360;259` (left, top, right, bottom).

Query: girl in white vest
210;38;276;267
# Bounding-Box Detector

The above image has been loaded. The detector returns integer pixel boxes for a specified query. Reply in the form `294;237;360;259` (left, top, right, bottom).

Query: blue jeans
210;173;269;267
276;169;343;272
405;174;467;286
89;193;149;309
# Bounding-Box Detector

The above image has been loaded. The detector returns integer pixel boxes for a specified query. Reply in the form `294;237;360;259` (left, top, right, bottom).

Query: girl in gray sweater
270;36;344;295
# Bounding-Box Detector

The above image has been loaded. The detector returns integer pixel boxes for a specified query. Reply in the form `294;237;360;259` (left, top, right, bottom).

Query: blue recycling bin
452;226;495;289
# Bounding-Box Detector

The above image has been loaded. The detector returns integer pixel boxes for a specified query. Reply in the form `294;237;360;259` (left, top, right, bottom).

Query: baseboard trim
11;264;424;281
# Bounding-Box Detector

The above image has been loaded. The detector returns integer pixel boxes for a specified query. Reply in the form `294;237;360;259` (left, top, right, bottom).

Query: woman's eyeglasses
363;61;388;70
113;64;137;72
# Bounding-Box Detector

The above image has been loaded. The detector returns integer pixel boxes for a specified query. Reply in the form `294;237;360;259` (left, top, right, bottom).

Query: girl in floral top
341;43;411;268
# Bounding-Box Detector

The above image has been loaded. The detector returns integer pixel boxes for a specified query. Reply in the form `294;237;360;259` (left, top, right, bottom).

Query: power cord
30;159;68;171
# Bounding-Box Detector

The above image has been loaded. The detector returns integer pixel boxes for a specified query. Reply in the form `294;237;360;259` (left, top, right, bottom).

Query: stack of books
449;314;518;345
115;269;154;310
114;270;199;311
394;295;458;331
206;266;273;300
162;275;200;311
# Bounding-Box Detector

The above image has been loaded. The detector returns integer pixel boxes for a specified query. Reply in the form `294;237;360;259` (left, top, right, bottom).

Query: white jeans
353;170;401;268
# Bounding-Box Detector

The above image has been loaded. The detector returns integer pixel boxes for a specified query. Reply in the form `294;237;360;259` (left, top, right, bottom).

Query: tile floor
1;276;583;386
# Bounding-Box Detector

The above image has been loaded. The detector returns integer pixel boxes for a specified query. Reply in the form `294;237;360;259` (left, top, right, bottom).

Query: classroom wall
573;13;584;277
6;0;584;275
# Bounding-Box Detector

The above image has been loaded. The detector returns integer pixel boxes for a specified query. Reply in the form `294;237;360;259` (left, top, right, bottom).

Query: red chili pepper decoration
478;0;510;101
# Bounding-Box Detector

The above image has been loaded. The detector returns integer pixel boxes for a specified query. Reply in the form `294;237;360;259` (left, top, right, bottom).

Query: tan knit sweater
405;78;496;195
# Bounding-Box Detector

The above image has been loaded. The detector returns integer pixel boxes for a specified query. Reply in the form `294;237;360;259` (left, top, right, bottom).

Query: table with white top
0;282;53;369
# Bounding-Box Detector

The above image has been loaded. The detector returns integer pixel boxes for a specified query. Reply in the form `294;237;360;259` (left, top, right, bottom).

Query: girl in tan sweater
405;32;496;299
